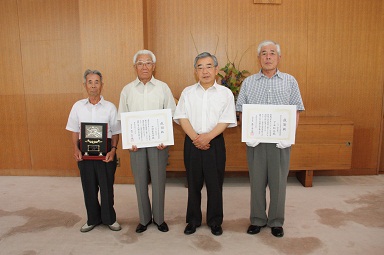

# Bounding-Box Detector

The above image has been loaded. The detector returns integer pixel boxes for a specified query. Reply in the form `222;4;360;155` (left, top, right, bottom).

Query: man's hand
246;140;261;147
157;143;167;150
193;134;211;150
73;148;83;161
276;141;292;149
129;145;139;152
103;149;116;162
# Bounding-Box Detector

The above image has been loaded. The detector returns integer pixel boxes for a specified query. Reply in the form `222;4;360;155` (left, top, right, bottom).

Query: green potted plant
218;61;249;101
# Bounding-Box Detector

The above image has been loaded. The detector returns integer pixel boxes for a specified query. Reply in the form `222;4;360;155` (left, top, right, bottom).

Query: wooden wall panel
17;0;82;175
0;0;31;170
78;0;145;182
147;0;384;175
0;0;383;179
146;0;229;99
0;0;144;181
78;0;144;103
0;0;25;96
0;95;32;171
307;0;384;172
227;0;308;99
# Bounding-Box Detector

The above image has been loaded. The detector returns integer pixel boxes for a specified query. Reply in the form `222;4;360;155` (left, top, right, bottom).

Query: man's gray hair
83;69;102;83
133;49;157;64
257;40;281;56
194;52;218;68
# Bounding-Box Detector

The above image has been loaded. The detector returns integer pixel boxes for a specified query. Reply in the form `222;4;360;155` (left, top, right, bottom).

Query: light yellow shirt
117;76;176;119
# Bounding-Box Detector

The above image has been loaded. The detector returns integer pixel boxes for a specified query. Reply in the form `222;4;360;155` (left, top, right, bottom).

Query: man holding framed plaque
174;52;237;236
66;69;121;233
236;41;305;238
117;50;176;233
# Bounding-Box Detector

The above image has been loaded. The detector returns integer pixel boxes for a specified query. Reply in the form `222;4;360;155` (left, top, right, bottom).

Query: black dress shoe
210;225;223;236
154;221;169;232
184;223;200;235
135;220;152;233
271;227;284;237
247;224;267;235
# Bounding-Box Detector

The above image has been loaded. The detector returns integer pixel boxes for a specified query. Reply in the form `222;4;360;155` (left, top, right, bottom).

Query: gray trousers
246;143;291;227
129;147;168;225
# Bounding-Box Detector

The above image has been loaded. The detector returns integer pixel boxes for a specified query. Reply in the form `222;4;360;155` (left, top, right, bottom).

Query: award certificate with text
121;109;174;149
241;104;297;144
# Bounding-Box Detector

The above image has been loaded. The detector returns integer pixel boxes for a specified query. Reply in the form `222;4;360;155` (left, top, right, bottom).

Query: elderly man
174;52;237;236
236;40;305;238
66;69;121;233
118;50;176;233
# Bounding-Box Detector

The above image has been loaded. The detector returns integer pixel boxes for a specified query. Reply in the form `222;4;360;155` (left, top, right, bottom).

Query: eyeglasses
196;65;216;72
135;61;154;68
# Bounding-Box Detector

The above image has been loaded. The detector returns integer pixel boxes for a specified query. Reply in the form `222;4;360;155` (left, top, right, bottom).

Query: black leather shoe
247;224;267;235
184;223;200;235
271;227;284;237
210;225;223;236
154;221;169;232
135;220;152;233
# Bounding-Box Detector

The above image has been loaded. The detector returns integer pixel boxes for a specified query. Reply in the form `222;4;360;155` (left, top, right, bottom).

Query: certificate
121;109;174;149
241;104;297;144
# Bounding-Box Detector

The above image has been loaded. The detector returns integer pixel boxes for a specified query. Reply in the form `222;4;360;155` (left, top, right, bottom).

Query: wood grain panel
25;94;80;174
227;0;308;104
169;117;354;172
16;0;83;173
307;0;384;171
0;0;383;180
79;0;144;106
225;127;248;171
79;0;145;181
0;0;31;170
167;123;187;171
18;0;82;95
290;144;352;170
146;0;228;99
0;0;24;96
0;95;31;170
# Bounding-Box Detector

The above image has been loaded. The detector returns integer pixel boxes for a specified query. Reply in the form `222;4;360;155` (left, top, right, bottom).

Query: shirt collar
197;81;219;91
256;69;283;79
134;76;155;86
84;95;105;105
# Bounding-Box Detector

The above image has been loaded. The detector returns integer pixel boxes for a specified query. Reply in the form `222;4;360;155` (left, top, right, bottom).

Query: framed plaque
80;122;108;160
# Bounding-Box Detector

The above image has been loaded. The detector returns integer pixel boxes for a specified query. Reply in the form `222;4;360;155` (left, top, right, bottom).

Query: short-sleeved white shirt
117;76;176;119
66;96;121;139
174;81;237;134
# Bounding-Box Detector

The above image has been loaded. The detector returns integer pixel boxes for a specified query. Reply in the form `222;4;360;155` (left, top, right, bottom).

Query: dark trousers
78;156;117;226
184;134;226;227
